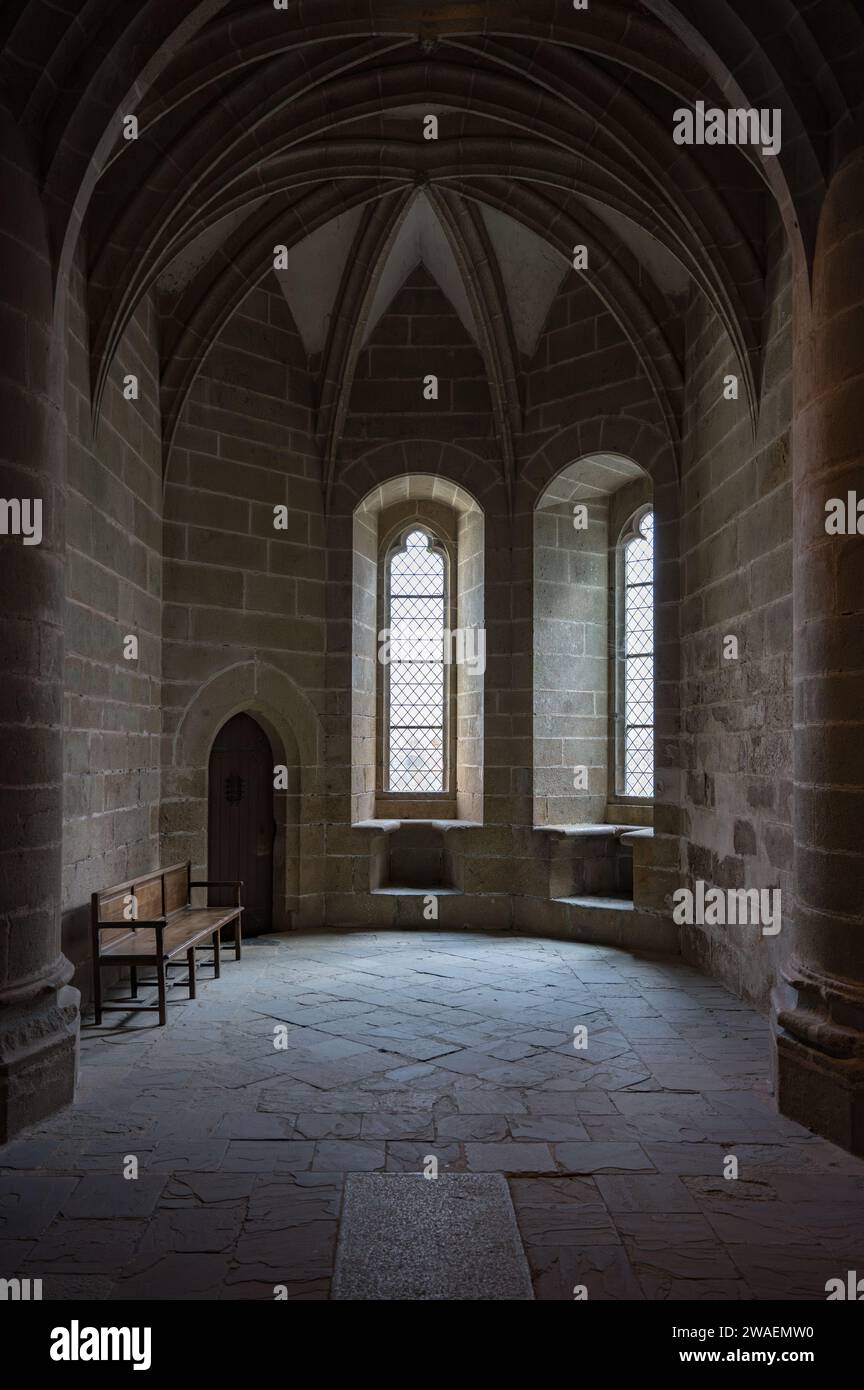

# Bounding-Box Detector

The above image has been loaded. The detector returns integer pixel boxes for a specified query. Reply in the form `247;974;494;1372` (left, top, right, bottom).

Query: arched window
617;509;654;798
384;528;448;793
352;477;483;823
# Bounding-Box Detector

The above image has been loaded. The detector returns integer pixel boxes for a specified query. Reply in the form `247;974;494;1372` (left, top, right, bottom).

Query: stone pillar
0;110;79;1141
775;145;864;1154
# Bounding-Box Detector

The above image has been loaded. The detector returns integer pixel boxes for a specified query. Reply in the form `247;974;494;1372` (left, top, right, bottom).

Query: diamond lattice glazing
387;530;446;792
623;511;654;797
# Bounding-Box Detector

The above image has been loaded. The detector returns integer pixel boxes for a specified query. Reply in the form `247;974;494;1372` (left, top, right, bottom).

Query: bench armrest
94;918;166;956
190;879;243;907
189;880;243;888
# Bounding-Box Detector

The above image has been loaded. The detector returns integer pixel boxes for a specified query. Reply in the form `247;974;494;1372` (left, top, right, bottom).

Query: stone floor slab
332;1173;533;1300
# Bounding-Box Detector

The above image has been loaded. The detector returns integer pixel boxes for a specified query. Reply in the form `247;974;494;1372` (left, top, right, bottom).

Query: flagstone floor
2;930;863;1300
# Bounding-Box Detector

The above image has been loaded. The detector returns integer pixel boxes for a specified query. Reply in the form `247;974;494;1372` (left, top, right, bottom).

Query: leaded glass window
385;529;447;792
620;510;654;797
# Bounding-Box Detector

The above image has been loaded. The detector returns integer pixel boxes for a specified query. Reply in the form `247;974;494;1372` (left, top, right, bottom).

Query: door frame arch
168;661;323;930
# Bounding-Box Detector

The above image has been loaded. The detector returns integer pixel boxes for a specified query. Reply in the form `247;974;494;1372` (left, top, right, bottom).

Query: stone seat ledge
537;823;642;838
352;818;482;833
619;828;654;846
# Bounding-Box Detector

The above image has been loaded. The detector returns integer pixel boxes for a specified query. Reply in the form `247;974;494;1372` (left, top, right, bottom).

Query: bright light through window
387;529;446;793
622;510;654;797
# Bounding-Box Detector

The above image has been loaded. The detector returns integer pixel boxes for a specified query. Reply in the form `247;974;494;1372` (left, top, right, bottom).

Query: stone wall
677;224;794;1009
341;267;496;464
522;278;669;455
533;493;610;827
160;278;325;895
519;280;676;841
62;251;163;991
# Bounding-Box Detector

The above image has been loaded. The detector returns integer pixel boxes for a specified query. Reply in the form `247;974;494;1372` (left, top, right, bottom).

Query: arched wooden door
208;713;275;935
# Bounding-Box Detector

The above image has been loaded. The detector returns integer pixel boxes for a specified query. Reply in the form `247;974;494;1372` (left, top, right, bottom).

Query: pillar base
775;1029;864;1157
0;980;79;1144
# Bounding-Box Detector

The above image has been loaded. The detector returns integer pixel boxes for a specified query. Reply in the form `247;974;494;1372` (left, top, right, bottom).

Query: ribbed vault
2;0;862;498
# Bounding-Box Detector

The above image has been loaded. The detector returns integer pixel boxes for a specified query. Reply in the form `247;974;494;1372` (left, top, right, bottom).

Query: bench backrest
92;861;191;947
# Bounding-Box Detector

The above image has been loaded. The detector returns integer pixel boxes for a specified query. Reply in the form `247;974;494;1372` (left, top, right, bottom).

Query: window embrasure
616;508;654;799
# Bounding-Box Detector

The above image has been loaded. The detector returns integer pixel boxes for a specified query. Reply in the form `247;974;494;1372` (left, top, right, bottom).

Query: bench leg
130;965;138;1000
187;947;196;1000
235;916;242;961
213;929;221;979
93;961;103;1026
157;959;167;1026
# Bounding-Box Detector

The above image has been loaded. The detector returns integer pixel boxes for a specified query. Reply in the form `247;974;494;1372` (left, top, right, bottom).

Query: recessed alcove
541;823;637;903
533;452;654;831
358;817;480;895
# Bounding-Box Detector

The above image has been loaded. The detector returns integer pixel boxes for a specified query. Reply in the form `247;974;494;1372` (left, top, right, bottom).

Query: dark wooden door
208;713;275;934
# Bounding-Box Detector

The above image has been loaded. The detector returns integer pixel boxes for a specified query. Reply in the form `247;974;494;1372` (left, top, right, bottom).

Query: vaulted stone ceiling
3;0;861;495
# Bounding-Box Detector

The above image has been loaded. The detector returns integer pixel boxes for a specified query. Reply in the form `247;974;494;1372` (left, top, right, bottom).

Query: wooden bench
91;861;243;1026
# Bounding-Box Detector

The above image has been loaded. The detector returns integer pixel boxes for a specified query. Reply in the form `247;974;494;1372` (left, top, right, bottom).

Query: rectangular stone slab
332;1172;534;1300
